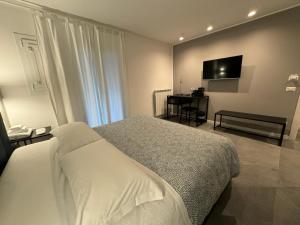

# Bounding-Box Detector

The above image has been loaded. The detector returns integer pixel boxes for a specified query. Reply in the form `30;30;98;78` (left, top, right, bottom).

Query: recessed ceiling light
207;26;213;32
179;36;184;41
248;10;257;18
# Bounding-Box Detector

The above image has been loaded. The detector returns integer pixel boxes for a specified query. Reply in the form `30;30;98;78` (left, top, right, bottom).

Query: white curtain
33;12;127;127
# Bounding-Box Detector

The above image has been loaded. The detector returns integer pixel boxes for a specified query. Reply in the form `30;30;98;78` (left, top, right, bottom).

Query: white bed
0;133;192;225
0;120;239;225
0;141;63;225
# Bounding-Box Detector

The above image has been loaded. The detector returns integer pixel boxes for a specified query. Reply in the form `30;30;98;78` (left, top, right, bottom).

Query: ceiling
26;0;300;44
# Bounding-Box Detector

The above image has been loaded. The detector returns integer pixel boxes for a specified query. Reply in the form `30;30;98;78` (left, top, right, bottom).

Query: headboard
0;113;11;175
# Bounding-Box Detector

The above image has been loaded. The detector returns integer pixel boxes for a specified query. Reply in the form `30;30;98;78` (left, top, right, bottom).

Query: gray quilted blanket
95;117;239;225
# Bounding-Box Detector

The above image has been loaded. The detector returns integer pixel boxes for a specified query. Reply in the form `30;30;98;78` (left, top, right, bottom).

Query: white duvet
0;139;192;225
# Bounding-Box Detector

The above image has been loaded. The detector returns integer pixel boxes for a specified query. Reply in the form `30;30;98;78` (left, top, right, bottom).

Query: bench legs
214;113;217;129
214;113;222;130
167;103;169;119
279;123;286;146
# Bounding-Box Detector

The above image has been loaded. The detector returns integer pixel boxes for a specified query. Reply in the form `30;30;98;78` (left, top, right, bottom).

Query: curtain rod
1;0;127;31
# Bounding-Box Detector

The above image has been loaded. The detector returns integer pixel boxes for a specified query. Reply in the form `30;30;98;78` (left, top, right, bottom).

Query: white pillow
51;122;102;155
60;139;164;225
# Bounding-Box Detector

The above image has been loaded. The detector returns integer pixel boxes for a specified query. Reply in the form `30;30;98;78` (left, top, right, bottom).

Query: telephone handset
7;125;33;138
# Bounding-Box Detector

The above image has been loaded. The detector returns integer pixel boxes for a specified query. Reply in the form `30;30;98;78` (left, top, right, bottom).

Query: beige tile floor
198;122;300;225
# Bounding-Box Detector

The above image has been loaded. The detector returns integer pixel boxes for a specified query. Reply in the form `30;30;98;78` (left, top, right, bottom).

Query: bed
0;116;239;225
96;117;240;225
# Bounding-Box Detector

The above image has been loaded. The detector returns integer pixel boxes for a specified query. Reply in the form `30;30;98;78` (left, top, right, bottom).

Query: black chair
167;96;185;119
180;96;208;126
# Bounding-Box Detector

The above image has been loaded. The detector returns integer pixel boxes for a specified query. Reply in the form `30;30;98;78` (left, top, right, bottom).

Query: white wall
173;8;300;132
0;3;173;127
0;3;57;129
290;96;300;140
124;32;173;116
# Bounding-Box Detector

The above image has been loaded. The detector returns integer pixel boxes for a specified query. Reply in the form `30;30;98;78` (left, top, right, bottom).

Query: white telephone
7;125;33;138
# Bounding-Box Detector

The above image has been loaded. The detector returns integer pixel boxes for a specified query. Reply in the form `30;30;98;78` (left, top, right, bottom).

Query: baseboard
207;119;214;124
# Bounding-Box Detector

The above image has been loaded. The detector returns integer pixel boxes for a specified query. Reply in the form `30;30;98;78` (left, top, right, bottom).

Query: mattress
96;116;240;225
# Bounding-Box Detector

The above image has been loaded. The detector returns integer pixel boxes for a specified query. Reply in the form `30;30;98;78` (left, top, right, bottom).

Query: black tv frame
202;55;243;80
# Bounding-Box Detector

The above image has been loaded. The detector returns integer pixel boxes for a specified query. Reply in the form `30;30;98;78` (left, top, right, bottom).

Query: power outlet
289;74;299;81
286;87;297;92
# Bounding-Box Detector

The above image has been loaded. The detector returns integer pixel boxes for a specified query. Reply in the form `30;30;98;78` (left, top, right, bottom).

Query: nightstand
9;126;52;147
30;126;52;144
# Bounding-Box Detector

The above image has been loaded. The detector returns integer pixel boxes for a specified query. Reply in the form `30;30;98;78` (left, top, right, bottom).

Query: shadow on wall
202;66;255;93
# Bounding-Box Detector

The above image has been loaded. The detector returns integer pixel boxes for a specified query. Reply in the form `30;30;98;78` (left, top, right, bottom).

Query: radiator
153;89;173;117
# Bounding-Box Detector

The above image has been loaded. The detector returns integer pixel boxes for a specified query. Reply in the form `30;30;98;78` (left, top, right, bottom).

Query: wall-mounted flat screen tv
203;55;243;80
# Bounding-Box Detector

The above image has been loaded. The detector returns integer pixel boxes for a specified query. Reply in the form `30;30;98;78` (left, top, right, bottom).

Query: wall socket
286;87;297;92
289;74;299;81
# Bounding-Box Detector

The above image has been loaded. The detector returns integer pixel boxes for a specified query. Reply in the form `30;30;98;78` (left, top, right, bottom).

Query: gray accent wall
173;7;300;132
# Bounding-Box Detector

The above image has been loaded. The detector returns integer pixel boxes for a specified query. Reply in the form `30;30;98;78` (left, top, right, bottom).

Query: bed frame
0;113;11;175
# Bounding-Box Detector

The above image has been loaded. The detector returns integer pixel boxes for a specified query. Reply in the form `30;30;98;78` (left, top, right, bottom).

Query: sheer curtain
34;11;127;127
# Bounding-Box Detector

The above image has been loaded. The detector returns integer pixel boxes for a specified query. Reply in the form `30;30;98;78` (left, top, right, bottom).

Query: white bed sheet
0;140;63;225
0;139;192;225
53;139;193;225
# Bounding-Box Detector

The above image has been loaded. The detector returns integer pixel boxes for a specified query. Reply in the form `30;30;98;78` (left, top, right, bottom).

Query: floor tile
165;119;300;225
279;148;300;187
233;165;281;188
273;188;300;225
235;138;280;168
224;186;275;223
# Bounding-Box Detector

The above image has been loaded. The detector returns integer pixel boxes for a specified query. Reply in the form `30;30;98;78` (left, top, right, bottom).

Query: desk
167;95;209;125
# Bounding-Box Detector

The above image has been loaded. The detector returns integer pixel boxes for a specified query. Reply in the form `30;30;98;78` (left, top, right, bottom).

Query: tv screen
203;55;243;80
